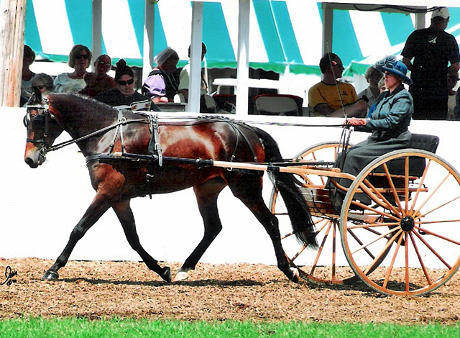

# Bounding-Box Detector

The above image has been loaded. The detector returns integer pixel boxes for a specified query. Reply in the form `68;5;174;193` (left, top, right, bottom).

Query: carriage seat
382;133;439;177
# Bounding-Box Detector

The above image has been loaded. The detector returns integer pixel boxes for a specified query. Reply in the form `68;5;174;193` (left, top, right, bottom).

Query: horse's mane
47;93;118;118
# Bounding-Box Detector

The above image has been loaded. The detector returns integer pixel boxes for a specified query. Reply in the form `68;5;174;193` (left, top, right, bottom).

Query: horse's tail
254;127;318;248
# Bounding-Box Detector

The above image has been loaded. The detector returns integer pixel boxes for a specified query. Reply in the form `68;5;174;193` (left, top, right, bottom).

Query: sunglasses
97;61;111;66
118;78;134;86
75;54;89;60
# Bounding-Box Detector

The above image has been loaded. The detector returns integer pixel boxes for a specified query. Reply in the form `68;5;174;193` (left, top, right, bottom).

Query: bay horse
23;92;317;283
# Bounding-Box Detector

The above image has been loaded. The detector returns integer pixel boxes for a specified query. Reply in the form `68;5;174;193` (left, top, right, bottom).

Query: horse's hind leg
229;174;299;282
42;195;111;281
112;200;171;282
175;177;226;281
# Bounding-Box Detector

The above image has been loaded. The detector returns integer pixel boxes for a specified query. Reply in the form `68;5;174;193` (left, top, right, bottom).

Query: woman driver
330;57;414;210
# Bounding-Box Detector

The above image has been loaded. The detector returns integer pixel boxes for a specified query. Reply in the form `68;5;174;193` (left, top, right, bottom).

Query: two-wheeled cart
268;134;459;296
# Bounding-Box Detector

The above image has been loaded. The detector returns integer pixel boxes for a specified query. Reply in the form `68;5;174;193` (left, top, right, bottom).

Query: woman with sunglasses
94;59;158;110
80;54;117;97
54;45;92;94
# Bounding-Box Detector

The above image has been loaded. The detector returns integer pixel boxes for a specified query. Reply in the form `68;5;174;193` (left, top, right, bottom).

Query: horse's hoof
42;270;59;281
161;266;171;283
289;267;300;283
174;270;189;282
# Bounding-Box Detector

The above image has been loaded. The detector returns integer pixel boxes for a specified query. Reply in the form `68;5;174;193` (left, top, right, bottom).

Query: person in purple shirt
142;47;180;103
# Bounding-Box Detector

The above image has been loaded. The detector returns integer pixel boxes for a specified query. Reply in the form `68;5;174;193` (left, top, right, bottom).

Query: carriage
23;93;459;297
269;135;459;296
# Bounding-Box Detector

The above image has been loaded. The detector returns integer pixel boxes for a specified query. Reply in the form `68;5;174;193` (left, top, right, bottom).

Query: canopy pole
91;0;102;72
188;1;203;114
414;12;425;29
321;3;333;56
142;0;155;83
0;0;26;107
235;0;250;116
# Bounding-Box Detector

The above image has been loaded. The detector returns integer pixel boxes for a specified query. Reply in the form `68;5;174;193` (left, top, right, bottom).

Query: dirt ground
0;258;458;323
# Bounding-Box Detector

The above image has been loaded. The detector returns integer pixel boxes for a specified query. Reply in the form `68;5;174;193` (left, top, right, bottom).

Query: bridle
24;101;58;149
24;101;150;156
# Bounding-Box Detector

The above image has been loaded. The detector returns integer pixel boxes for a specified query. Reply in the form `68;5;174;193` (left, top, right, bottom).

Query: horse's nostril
25;157;38;168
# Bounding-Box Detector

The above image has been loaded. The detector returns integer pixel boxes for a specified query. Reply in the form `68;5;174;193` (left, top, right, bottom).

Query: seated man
308;53;367;117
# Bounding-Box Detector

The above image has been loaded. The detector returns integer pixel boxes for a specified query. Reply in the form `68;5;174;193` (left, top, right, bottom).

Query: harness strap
229;122;258;162
47;119;147;152
148;114;163;166
118;109;127;154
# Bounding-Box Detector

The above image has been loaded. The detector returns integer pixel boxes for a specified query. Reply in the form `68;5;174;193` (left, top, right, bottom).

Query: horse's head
23;91;63;168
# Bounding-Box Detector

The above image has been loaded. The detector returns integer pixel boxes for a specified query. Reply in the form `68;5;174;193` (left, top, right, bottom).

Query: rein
48;118;148;152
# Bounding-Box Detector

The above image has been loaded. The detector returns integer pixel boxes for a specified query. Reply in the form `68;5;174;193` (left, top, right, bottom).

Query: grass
0;318;458;337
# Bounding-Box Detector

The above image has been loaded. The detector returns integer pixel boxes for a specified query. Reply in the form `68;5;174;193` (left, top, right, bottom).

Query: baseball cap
431;7;449;20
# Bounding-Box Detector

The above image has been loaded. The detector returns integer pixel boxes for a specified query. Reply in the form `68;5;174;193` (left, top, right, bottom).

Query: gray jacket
358;85;413;140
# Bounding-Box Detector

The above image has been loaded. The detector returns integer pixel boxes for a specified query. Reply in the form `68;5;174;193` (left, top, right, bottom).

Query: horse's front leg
42;194;111;281
112;200;171;282
174;178;226;282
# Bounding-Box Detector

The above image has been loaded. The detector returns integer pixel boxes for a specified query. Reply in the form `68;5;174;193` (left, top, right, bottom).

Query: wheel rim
341;150;460;296
270;142;356;284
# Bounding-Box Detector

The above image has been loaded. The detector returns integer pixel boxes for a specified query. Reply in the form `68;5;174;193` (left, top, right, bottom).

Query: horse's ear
31;86;43;104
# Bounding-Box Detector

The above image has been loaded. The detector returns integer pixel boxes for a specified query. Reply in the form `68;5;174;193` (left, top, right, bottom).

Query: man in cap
142;47;180;103
401;7;460;120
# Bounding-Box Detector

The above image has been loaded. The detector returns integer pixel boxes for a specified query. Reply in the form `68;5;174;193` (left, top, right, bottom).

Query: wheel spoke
347;228;376;260
363;229;402;275
310;221;332;275
383;232;404;288
382;162;404;212
404;156;409;214
331;221;337;279
281;231;295;240
409;232;432;286
291;243;308;262
416;195;460;219
413;226;460;245
351;199;400;222
413;230;452;269
409;159;431;212
352;227;399;255
405;233;409;292
413;172;451;217
348;221;399;230
361;178;401;215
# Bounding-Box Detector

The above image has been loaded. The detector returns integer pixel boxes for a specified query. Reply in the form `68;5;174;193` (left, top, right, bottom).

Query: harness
25;103;262;171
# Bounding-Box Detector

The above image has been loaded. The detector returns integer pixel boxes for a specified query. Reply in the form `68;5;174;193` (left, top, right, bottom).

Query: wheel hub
400;216;415;232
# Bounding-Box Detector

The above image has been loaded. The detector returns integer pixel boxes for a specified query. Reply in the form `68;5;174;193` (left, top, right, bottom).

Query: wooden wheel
340;149;460;296
270;142;357;284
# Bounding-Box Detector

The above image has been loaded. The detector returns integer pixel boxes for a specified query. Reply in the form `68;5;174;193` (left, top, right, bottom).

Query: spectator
455;89;460;121
378;76;387;93
95;59;159;111
447;69;458;120
308;52;367;117
329;58;413;211
20;45;36;106
54;45;92;94
80;54;117;97
178;42;215;113
358;66;383;110
401;7;460;120
31;73;54;97
142;47;180;103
